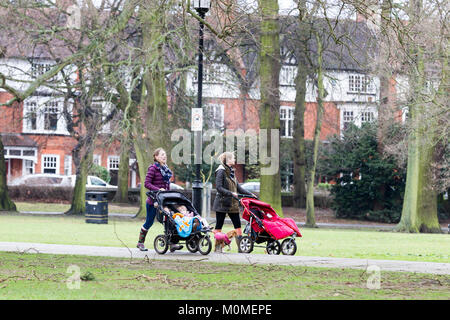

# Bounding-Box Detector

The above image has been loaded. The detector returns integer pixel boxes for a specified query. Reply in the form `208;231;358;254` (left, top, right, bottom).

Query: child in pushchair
238;196;302;255
147;190;213;255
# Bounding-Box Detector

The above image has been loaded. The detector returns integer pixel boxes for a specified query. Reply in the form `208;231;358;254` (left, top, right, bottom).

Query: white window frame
342;110;354;131
91;100;113;134
108;156;120;171
340;106;378;133
22;159;35;176
280;106;295;138
93;154;102;166
23;96;70;135
30;59;57;81
41;154;60;174
4;147;38;165
64;155;72;176
280;65;297;86
348;74;375;94
401;106;409;123
204;103;224;130
361;111;375;123
193;63;224;84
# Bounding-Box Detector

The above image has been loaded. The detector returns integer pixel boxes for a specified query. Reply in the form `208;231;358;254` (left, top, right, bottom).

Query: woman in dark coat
212;152;254;251
136;148;183;252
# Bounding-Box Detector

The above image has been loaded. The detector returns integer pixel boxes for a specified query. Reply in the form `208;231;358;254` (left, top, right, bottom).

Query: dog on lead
214;230;237;253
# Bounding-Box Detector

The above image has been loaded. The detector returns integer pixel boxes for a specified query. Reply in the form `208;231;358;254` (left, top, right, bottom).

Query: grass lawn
0;213;449;263
14;201;139;214
0;251;448;300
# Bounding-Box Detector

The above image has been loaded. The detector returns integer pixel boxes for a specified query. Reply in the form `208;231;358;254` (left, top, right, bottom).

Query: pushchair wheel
186;237;199;253
266;240;281;255
154;235;169;254
197;235;212;255
239;236;254;254
281;238;297;256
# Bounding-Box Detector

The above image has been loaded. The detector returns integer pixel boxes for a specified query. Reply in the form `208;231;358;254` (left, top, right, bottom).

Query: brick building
0;3;406;191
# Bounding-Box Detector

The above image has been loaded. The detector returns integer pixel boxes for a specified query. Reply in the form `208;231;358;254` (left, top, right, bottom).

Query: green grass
0;213;449;263
15;201;139;214
0;252;448;300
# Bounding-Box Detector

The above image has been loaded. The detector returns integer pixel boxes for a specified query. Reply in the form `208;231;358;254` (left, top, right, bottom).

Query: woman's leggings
143;203;157;230
214;211;241;230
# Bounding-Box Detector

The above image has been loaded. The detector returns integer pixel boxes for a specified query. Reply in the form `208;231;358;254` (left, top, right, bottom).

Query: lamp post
192;0;210;215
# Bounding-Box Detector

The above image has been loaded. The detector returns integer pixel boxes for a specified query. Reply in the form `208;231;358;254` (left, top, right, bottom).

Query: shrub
321;123;406;223
8;185;73;203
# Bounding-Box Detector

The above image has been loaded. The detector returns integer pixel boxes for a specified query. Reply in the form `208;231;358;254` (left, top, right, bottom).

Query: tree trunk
395;0;441;233
0;135;16;212
258;0;283;216
132;1;171;218
292;57;307;208
305;32;325;228
292;0;308;209
66;144;93;215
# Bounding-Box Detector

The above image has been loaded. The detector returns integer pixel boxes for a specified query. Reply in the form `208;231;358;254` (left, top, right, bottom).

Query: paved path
19;211;450;232
0;241;449;275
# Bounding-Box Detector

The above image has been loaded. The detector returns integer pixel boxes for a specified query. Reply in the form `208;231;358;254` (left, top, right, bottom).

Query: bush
89;164;111;183
322;123;406;223
8;185;73;203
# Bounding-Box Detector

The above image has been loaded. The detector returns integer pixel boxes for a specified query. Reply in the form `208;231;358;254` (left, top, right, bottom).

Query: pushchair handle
235;193;258;200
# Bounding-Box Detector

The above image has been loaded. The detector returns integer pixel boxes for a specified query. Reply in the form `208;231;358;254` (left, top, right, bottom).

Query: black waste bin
85;192;108;224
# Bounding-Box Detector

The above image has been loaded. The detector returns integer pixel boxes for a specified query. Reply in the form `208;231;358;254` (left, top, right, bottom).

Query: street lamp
192;0;211;215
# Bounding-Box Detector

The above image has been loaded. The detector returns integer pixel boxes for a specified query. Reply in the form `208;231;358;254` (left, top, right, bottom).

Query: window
23;97;68;134
25;101;37;130
31;60;56;81
193;63;223;84
280;65;297;86
280;106;295;138
361;111;374;123
349;74;374;94
108;156;120;186
108;156;120;170
42;155;59;174
204;104;224;130
44;102;59;131
92;101;113;133
402;106;409;122
90;177;106;186
343;111;354;130
64;155;72;175
281;160;294;191
93;154;101;166
23;160;35;175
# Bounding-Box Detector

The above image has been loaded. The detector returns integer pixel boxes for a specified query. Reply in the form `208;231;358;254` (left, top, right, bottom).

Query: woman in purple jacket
136;148;183;252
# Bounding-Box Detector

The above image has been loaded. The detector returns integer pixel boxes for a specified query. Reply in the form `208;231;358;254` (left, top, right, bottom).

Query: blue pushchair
146;190;213;255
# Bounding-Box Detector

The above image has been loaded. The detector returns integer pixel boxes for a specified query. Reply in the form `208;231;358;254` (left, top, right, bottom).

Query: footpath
0;241;449;275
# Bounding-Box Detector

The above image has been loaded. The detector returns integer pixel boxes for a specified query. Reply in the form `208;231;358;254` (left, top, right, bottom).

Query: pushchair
238;195;302;255
146;190;213;255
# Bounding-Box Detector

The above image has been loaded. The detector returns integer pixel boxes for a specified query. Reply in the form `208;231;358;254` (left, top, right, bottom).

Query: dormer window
280;65;297;87
31;60;56;81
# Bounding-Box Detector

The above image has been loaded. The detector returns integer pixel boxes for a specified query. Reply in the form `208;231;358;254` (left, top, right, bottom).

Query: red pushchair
238;196;302;255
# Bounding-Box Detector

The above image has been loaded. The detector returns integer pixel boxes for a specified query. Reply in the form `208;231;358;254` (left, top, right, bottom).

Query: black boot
170;243;183;252
236;235;243;253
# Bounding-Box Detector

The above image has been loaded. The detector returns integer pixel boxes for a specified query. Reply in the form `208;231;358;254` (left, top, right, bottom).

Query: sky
239;0;358;19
